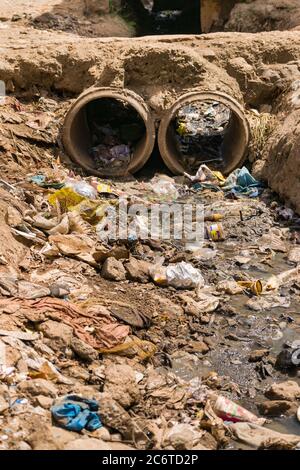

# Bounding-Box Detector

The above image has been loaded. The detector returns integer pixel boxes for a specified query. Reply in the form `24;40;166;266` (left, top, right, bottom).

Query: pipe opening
158;92;250;175
63;89;155;177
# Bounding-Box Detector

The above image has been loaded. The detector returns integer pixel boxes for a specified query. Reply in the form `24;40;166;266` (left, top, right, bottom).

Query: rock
110;433;123;442
34;395;54;409
249;349;269;362
276;344;300;369
187;340;210;354
92;427;111;441
6;206;23;226
125;257;150;283
37;320;73;351
64;438;112;451
109;442;137;450
16;441;32;450
26;418;78;450
71;336;98;362
68;365;90;381
164;423;201;450
192;443;209;450
104;364;140;409
258;400;297;417
100;394;135;439
101;257;126;281
18;379;58;398
0;396;9;414
287;247;300;263
265;381;300;401
6;346;21;366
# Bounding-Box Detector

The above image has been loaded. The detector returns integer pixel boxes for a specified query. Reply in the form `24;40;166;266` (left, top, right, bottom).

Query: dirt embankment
253;80;300;210
225;0;300;32
0;0;134;37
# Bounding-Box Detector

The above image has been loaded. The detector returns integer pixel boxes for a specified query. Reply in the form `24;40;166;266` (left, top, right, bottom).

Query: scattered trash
150;261;205;289
237;280;263;296
206;223;225;242
223;166;264;198
51;395;102;432
87;98;145;173
213;395;266;425
174;101;231;172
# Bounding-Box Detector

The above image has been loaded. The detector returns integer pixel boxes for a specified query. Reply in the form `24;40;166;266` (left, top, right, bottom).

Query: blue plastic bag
51;395;102;432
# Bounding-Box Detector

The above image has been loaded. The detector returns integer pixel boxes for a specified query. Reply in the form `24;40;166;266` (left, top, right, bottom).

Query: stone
25;416;78;450
71;336;98;362
64;438;112;450
265;381;300;401
101;257;126;282
6;206;23;226
192;443;209;450
109;442;136;450
16;441;32;450
258;400;297;417
164;423;201;450
125;257;150;283
0;396;9;414
92;427;111;441
104;364;140;409
6;346;21;367
34;395;54;409
100;393;135;439
18;379;58;398
249;349;269;362
287;247;300;263
37;320;73;351
187;340;210;354
68;365;90;381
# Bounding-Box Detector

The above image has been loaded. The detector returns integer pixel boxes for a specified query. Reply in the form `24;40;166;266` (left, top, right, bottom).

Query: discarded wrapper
206;223;225;241
204;213;224;222
214;395;266;425
238;280;263;296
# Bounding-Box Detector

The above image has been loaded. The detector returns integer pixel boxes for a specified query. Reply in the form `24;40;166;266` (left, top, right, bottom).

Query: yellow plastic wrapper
176;122;187;136
212;171;226;183
238;280;263;296
97;183;112;193
48;187;85;212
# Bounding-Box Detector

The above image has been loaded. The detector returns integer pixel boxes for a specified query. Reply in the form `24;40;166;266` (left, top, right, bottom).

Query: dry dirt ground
0;0;300;452
0;0;134;37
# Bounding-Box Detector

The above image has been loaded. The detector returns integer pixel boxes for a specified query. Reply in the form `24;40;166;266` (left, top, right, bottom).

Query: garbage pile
0;94;300;451
87;98;145;174
174;101;232;172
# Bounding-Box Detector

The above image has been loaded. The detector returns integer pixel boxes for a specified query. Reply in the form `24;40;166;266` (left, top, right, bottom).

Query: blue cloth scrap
223;167;265;197
193;167;264;198
51;395;102;432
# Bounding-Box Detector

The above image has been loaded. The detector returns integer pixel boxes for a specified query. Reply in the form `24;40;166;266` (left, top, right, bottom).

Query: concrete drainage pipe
62;87;156;177
158;91;250;175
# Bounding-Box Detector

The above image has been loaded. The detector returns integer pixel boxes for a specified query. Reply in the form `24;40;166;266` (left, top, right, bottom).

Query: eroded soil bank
0;2;300;452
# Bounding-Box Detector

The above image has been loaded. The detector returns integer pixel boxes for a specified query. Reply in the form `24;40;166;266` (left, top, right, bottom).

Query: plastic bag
65;179;98;200
151;176;179;200
150;261;204;290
